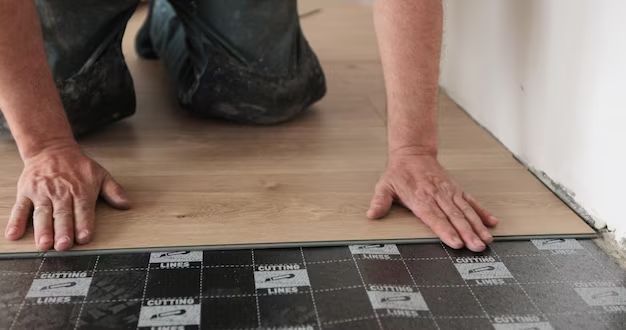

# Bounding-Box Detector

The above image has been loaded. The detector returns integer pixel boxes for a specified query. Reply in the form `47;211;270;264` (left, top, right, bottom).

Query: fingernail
5;227;17;237
56;236;71;248
77;231;90;243
474;239;486;250
490;216;499;222
367;209;384;219
451;237;463;248
38;237;52;250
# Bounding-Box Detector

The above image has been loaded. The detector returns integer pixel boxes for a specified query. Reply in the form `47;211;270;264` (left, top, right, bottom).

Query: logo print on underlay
26;277;93;298
491;315;554;330
254;264;310;295
349;244;400;255
492;322;553;330
254;268;311;290
149;251;203;269
468;265;496;274
138;300;201;328
541;239;566;246
381;295;411;303
454;262;513;280
158;251;190;258
349;244;401;260
359;244;385;249
592;291;619;299
149;251;203;263
366;285;430;317
150;309;186;320
531;238;583;250
40;281;77;291
575;286;626;306
264;273;296;282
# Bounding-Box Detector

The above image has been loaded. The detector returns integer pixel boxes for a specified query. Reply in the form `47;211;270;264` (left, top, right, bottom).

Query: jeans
8;0;327;136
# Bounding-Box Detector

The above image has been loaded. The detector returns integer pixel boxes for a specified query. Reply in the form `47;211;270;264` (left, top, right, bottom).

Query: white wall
440;0;626;246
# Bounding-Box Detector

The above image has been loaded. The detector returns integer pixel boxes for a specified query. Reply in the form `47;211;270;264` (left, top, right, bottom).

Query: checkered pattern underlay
0;239;624;329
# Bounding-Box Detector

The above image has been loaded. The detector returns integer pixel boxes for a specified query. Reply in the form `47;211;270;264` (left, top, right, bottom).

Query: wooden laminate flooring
0;1;594;255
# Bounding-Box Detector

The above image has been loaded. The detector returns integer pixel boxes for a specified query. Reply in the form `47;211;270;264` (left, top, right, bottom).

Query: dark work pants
2;0;326;136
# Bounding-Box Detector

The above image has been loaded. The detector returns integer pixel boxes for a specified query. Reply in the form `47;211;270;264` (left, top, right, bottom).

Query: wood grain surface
0;1;593;254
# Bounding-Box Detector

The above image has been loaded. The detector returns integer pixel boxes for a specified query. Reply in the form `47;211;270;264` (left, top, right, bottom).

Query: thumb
101;174;131;210
367;183;394;219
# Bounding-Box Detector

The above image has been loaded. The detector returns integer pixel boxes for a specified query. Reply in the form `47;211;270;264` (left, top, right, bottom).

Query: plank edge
0;233;597;259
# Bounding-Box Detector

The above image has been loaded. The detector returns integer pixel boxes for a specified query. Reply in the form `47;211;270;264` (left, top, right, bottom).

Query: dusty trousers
3;0;327;135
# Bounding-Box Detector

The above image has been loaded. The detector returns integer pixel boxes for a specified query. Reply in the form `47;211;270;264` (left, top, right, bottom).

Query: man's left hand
367;153;499;252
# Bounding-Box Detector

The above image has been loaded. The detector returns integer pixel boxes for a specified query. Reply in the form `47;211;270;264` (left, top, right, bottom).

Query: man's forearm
0;0;77;160
373;0;442;157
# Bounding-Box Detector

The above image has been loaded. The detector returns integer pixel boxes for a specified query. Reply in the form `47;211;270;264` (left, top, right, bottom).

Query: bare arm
369;0;498;251
0;0;76;157
374;0;440;157
1;0;130;251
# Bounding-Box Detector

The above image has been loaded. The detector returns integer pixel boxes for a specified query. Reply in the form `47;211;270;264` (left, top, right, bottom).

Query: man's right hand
3;142;131;251
0;1;131;251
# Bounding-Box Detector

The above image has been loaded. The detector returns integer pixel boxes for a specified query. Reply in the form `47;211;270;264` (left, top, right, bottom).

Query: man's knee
36;0;139;136
59;41;136;136
184;47;327;125
147;0;327;124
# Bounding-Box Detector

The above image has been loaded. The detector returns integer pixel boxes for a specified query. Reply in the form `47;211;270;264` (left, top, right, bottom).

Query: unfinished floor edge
0;233;597;259
440;88;597;236
526;164;601;230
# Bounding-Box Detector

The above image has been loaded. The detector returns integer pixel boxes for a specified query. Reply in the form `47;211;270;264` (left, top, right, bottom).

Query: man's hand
4;143;130;251
1;1;129;251
367;153;499;252
370;0;498;250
